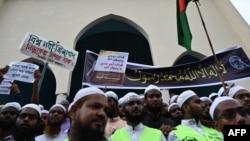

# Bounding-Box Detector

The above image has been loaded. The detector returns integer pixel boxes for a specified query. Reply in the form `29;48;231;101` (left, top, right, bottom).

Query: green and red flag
177;0;192;51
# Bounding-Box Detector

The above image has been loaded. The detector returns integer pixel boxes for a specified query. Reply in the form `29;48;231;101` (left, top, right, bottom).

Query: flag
177;0;192;51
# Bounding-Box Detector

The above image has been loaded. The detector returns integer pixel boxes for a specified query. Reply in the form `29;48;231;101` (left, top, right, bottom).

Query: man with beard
104;91;126;137
0;102;21;141
67;87;109;141
200;96;214;128
168;90;223;141
35;103;67;141
13;103;41;141
110;92;166;141
167;103;183;126
142;85;175;138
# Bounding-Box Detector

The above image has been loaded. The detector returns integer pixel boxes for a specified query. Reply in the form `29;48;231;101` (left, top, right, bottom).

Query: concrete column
56;93;68;104
162;89;170;104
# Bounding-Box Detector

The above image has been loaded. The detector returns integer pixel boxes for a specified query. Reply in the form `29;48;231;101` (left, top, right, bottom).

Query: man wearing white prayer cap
104;91;126;137
209;96;247;133
143;84;175;138
0;102;21;141
35;103;67;141
200;96;212;121
59;99;71;134
110;92;167;141
68;86;108;141
13;103;41;141
168;90;223;141
169;95;179;105
105;91;118;101
37;109;49;136
167;103;183;126
228;85;250;111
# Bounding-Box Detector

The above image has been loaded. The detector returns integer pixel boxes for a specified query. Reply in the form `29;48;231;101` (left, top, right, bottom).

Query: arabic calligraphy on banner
83;45;250;89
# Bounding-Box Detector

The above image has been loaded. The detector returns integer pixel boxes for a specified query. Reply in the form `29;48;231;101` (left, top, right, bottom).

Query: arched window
69;14;152;100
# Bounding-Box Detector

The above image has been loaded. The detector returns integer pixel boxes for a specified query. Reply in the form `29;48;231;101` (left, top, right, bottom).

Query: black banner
83;45;250;89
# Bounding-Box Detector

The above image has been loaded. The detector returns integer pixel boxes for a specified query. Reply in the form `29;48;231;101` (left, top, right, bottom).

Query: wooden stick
193;0;228;95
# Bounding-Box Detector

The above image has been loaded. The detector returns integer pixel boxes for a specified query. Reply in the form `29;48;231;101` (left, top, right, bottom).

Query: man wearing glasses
229;85;250;112
209;96;248;138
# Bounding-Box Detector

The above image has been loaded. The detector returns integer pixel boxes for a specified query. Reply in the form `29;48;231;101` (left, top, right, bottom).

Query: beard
190;107;203;120
147;106;162;113
13;123;38;139
70;118;106;141
173;116;182;125
106;108;115;118
44;119;62;137
47;118;63;127
124;110;143;124
0;118;15;129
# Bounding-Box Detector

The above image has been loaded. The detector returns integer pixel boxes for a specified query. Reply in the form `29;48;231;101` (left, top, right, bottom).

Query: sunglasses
217;107;248;120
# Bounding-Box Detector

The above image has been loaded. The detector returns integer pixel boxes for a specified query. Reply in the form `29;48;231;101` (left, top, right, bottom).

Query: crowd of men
1;66;250;141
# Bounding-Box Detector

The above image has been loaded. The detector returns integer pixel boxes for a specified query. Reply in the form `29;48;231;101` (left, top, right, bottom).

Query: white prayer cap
208;93;218;100
218;86;229;97
118;96;125;105
229;85;248;98
1;102;21;111
209;96;234;120
49;103;66;114
168;103;179;112
68;103;73;112
21;103;41;117
200;96;212;102
169;95;179;104
217;87;224;97
73;87;105;103
139;94;144;99
122;92;140;105
39;104;44;110
41;109;49;114
177;90;197;108
105;91;118;102
144;84;161;95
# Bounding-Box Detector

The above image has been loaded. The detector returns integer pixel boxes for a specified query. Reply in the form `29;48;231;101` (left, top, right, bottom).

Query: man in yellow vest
167;90;223;141
110;92;166;141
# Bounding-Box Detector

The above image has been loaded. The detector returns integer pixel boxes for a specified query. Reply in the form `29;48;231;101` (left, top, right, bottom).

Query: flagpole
193;0;229;96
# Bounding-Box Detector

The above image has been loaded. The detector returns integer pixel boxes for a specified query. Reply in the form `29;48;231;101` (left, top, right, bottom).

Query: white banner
19;32;79;71
3;61;39;83
94;50;129;73
0;79;14;95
